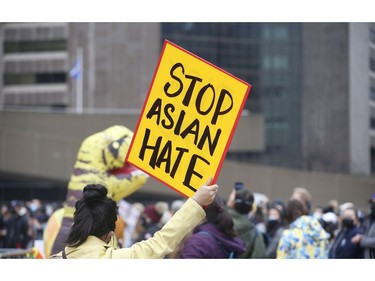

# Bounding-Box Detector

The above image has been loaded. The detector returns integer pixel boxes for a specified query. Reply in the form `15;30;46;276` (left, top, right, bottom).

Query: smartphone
234;182;244;191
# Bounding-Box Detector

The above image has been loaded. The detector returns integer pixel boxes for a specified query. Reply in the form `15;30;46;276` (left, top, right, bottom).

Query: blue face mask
30;203;38;213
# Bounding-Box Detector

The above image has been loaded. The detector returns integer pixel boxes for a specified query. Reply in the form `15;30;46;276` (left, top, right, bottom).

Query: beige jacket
51;198;204;259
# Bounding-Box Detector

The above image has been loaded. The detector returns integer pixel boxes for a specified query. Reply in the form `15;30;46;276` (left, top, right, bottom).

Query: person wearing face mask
351;194;375;258
265;201;287;258
225;187;267;258
319;212;338;246
9;201;33;249
328;207;364;258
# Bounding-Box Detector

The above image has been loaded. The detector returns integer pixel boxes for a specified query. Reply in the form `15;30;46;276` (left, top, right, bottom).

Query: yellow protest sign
126;40;251;198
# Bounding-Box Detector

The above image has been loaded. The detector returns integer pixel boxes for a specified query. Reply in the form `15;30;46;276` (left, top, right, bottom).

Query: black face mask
267;219;279;232
342;218;355;229
326;223;337;235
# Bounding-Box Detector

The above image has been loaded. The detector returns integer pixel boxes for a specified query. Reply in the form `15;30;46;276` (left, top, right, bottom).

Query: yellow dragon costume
43;125;148;258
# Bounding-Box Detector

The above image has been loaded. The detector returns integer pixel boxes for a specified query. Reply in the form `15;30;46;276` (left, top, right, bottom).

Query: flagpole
76;47;83;114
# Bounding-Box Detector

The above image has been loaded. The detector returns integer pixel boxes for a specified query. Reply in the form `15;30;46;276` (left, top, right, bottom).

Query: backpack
198;230;237;258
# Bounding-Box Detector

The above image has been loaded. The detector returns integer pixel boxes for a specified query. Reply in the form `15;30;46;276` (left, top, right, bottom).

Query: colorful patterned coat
276;215;330;259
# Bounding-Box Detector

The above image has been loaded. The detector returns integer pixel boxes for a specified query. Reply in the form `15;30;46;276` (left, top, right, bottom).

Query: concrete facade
68;23;160;110
302;22;373;176
0;110;374;210
349;23;371;175
0;110;264;195
0;23;160;110
302;23;350;173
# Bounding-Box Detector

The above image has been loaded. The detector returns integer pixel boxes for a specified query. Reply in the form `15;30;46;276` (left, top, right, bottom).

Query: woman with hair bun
64;184;119;248
51;178;218;259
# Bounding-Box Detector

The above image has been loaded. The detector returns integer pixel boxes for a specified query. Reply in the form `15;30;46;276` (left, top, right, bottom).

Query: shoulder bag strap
62;249;68;259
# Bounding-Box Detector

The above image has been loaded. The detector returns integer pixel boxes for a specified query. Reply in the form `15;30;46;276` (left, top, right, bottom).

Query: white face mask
313;212;322;219
17;207;27;216
45;205;53;216
268;215;279;221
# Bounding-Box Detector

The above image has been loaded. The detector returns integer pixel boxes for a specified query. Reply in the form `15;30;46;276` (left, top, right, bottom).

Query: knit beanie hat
143;204;163;223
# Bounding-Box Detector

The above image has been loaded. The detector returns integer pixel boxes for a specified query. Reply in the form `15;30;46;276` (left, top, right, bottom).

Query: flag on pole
71;47;83;114
69;58;81;80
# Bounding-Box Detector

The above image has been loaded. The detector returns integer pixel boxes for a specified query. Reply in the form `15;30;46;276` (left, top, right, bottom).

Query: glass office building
162;23;303;170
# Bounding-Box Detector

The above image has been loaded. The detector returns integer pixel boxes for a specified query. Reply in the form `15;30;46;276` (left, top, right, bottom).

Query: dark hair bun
82;184;108;202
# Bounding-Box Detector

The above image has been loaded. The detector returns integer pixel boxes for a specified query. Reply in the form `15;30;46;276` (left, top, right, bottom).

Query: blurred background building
0;22;374;208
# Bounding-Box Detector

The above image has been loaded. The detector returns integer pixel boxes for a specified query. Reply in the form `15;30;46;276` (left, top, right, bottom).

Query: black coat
328;225;364;258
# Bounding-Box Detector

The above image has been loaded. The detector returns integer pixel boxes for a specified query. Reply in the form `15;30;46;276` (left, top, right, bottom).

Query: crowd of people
1;183;374;259
0;199;61;250
118;185;375;259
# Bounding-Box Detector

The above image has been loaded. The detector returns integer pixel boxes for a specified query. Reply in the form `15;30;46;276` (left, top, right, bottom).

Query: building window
4;72;67;85
371;116;375;130
3;40;67;53
262;55;289;70
370;58;375;72
262;25;289;41
370;27;375;44
161;22;302;170
371;87;375;102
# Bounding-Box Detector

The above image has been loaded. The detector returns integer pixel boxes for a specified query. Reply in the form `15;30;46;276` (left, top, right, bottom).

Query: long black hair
65;184;118;247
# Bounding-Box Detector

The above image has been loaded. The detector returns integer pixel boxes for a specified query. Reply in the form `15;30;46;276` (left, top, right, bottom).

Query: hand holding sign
192;177;219;207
